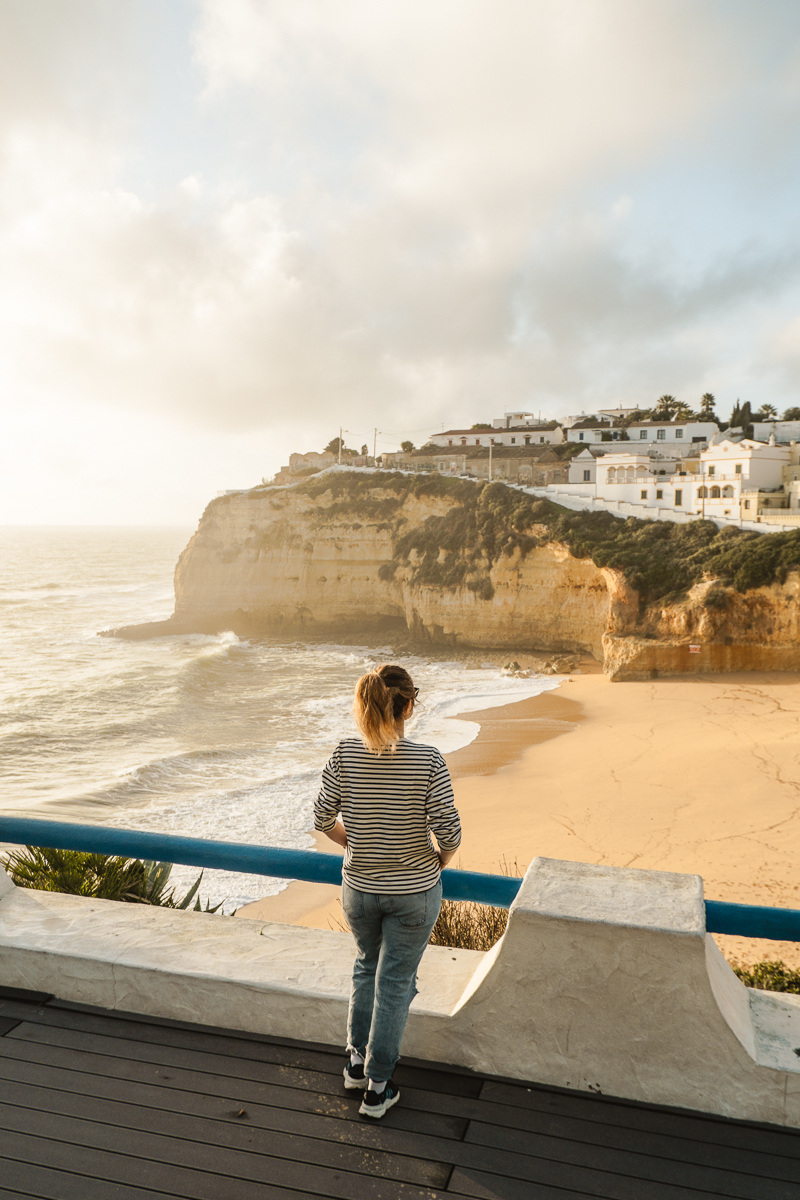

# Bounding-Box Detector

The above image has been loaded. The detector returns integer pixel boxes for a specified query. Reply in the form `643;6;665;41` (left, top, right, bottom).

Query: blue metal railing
0;818;520;909
1;817;799;940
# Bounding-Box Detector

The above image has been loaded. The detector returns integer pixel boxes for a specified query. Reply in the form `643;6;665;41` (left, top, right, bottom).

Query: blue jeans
342;880;442;1082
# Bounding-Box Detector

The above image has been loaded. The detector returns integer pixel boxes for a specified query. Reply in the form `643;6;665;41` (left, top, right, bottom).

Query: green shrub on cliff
293;470;800;604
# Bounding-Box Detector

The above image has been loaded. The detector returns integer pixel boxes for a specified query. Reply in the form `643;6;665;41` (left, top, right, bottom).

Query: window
583;470;591;481
490;438;495;445
744;499;750;509
540;436;545;443
656;489;663;499
640;489;647;499
524;436;530;446
448;439;453;446
579;432;584;441
711;486;720;498
675;429;684;438
708;465;715;476
639;429;647;439
675;489;683;505
461;438;467;446
735;464;742;475
657;429;666;440
475;439;480;445
510;437;516;444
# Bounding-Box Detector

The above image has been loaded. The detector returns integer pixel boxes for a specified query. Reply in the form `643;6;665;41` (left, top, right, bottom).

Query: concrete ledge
1;858;799;1127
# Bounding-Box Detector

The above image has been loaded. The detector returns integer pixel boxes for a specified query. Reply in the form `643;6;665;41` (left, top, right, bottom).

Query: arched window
625;467;634;482
722;485;734;497
607;468;616;481
697;486;708;499
711;486;721;499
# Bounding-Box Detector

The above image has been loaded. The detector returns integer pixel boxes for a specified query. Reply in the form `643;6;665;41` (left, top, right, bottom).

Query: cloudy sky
3;0;800;524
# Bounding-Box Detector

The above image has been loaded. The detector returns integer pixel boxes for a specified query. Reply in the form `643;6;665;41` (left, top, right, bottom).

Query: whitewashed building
536;439;800;530
429;421;564;449
565;418;718;449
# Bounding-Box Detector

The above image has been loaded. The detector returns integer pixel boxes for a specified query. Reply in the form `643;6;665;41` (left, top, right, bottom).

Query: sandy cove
237;665;800;969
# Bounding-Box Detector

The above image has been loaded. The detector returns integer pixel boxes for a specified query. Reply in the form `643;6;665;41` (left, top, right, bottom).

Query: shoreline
237;665;800;969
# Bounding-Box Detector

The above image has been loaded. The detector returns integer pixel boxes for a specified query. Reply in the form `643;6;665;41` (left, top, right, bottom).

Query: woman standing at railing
314;663;461;1119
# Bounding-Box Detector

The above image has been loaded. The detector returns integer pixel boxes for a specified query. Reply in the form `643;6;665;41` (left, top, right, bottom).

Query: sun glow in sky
4;0;800;523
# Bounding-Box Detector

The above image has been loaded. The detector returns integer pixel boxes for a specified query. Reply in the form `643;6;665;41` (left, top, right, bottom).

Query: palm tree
672;402;693;422
758;404;777;420
654;394;677;418
699;393;716;416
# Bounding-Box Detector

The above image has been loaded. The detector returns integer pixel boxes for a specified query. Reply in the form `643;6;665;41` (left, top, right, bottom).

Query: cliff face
604;575;800;680
172;486;618;658
167;480;800;680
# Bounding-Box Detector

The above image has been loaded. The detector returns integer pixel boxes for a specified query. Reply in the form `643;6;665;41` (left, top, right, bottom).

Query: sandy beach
237;663;800;969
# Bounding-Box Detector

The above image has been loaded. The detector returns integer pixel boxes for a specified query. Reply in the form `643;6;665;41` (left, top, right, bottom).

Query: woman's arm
436;844;457;868
323;820;348;850
426;752;462;869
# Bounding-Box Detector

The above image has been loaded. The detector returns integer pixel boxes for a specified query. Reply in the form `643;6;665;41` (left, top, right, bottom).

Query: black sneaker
343;1060;367;1090
359;1081;400;1119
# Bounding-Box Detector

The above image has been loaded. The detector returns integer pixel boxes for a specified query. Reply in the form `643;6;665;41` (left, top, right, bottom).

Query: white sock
350;1050;364;1066
368;1079;386;1094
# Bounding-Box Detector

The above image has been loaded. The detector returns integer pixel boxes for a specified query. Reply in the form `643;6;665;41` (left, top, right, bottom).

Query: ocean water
0;526;557;909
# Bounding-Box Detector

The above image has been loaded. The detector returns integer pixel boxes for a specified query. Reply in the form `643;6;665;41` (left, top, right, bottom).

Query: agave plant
3;846;223;912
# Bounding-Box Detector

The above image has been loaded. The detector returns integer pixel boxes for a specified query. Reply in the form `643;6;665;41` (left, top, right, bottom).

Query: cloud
2;0;800;476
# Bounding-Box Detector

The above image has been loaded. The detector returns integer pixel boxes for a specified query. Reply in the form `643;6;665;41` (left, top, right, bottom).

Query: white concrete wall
754;420;800;443
1;857;799;1126
527;483;796;532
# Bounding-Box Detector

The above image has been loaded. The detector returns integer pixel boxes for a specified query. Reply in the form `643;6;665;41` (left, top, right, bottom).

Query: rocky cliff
121;473;800;680
168;481;621;660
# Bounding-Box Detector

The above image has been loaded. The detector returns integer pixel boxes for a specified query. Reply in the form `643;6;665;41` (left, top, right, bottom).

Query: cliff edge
118;472;800;680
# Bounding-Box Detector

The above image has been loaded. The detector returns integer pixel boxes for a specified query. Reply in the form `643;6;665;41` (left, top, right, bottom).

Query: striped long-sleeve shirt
314;738;461;894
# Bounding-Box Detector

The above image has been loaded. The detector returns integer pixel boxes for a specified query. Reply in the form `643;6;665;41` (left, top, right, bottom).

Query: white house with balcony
535;438;800;530
692;438;791;520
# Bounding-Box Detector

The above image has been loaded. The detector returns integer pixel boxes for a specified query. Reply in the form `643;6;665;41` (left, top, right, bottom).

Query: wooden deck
0;984;798;1199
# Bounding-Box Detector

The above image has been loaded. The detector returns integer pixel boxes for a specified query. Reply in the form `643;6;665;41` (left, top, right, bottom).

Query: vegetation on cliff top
296;471;800;604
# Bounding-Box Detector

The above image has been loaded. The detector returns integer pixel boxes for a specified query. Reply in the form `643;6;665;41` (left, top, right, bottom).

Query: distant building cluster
267;405;800;529
556;434;800;529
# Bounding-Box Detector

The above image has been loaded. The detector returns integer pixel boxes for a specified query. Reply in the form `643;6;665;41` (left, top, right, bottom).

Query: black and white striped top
314;738;462;894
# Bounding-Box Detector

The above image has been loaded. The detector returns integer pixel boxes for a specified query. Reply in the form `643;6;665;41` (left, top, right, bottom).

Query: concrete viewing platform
1;984;799;1199
2;855;800;1133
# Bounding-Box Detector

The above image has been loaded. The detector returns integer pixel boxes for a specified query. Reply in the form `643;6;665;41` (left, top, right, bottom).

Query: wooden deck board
0;996;480;1097
479;1077;800;1156
0;1036;469;1140
467;1114;800;1183
0;985;798;1199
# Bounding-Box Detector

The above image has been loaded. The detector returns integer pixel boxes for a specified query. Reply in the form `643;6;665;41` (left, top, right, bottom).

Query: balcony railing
2;817;800;940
